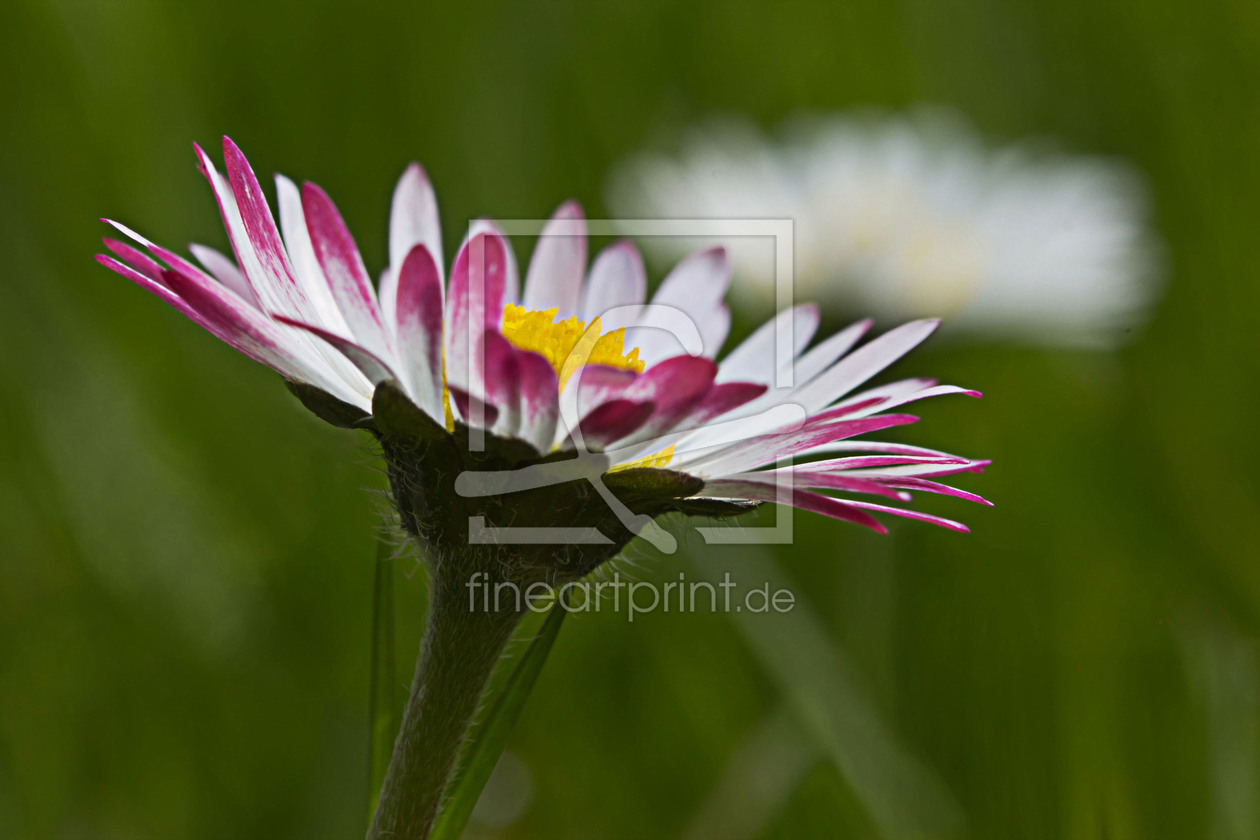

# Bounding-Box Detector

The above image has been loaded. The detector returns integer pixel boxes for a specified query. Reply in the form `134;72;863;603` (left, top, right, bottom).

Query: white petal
275;175;351;334
389;163;444;280
189;243;259;309
627;247;731;364
791;319;940;412
581;240;646;323
716;304;819;384
385;164;444;325
462;219;520;304
522;201;586;316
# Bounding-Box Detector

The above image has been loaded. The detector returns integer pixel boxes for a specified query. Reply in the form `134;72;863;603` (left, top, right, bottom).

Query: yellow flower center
442;304;671;467
500;303;644;390
609;444;675;471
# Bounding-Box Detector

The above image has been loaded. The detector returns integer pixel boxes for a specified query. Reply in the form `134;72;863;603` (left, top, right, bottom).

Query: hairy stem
367;561;523;840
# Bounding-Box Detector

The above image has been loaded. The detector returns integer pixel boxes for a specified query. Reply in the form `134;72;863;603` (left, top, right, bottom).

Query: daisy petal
557;365;641;449
717;303;819;384
581;240;647;323
850;459;991;479
517;350;560;453
628;247;731;363
273;315;400;387
839;384;982;417
650;246;730;314
389;164;444;283
275;175;350;333
834;377;937;409
384;163;444;325
795;440;971;460
523;200;587;316
101;247;343;396
445;232;510;393
189;243;260;308
449;387;500;428
193;143;275;311
700;304;731;359
461;219;520;304
574;399;655;451
570;365;640;415
221;137;314;320
619;355;718;446
693;318;874;445
676;391;885;459
98;253;199;324
683;414;920;476
301;181;394;361
681;381;768;428
871;476;993;506
103;238;164;284
700;479;887;533
841;500;971;533
793;319;941;412
154;266;365;405
393;244;445;421
722;470;909;501
482;331;522;437
103;219;239;303
794;455;968;472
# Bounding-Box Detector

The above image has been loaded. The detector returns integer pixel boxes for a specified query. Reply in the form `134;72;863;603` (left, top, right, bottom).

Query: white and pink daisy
97;137;988;563
97;137;993;839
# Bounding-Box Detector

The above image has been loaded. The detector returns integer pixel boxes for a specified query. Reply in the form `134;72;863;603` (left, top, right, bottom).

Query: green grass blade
428;603;567;840
687;546;964;839
366;536;397;825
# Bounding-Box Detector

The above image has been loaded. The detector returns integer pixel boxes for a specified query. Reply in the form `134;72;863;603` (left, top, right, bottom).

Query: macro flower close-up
97;138;988;836
98;137;989;556
3;3;1254;839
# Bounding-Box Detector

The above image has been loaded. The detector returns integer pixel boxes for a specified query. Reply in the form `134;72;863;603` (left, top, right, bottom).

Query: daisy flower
96;136;989;839
608;109;1160;347
98;137;988;567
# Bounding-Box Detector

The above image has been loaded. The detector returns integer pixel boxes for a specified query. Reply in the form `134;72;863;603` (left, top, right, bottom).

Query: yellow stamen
500;303;643;390
452;304;669;463
610;444;676;472
442;360;454;431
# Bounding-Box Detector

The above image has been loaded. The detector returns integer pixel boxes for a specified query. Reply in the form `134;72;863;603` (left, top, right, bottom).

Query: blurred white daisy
608;109;1161;347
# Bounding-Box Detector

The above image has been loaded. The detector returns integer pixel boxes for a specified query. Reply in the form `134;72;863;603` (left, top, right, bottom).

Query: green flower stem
367;558;524;840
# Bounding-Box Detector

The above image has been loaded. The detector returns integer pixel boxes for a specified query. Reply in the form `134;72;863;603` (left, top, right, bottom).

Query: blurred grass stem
366;537;398;824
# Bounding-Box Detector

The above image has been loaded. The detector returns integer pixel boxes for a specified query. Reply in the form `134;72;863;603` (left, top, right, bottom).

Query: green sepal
663;497;761;518
286;380;374;429
452;422;541;469
370;380;448;444
603;467;705;506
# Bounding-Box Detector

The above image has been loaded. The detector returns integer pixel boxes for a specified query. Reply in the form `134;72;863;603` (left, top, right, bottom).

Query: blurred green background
2;1;1258;838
